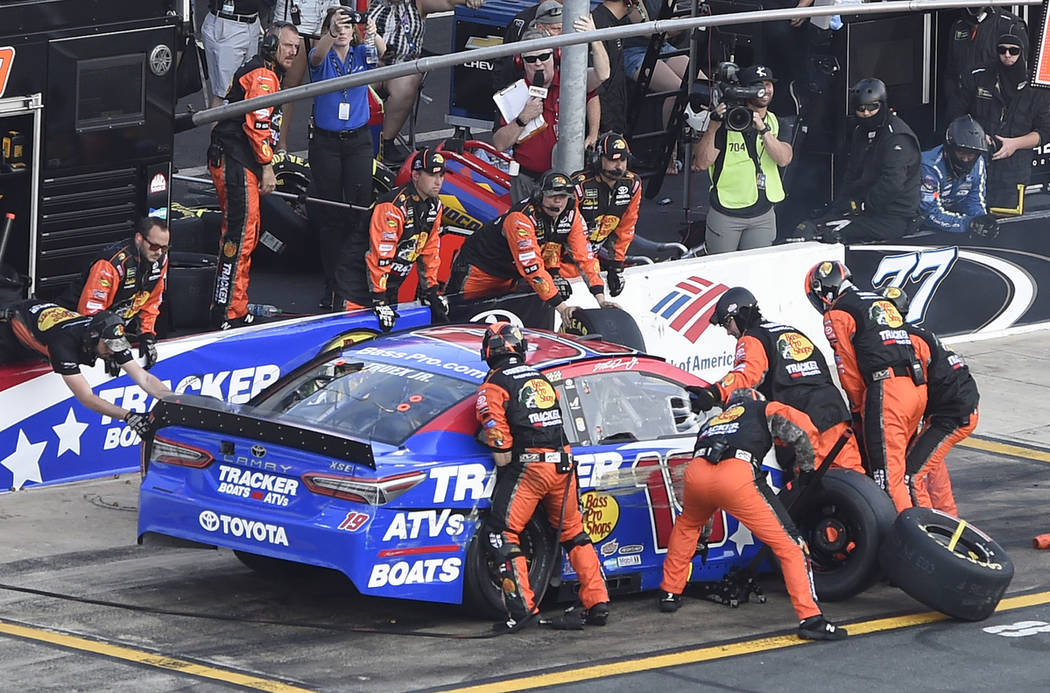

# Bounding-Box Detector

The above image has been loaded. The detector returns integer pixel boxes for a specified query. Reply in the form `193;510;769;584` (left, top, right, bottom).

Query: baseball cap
411;148;446;174
737;64;777;85
535;1;563;24
90;312;132;353
598;133;630;161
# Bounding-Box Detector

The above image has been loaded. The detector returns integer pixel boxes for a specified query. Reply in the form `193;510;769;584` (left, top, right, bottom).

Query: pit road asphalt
0;330;1049;692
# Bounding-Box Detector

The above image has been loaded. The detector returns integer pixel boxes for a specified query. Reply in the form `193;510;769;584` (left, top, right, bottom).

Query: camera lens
726;106;753;132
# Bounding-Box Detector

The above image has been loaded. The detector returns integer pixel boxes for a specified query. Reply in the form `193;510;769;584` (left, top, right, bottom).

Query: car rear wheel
463;515;557;620
564;307;646;351
879;507;1014;621
789;468;897;601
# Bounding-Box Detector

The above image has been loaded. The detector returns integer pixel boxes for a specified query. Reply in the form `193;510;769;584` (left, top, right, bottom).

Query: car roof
343;324;642;383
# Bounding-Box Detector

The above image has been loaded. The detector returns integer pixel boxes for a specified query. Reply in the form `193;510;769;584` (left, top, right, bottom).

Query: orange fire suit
448;197;604;306
560;169;641;278
660;398;822;621
207;54;280;325
710;321;864;474
335;183;442;310
824;289;927;511
476;358;608;619
905;324;980;515
58;240;167;336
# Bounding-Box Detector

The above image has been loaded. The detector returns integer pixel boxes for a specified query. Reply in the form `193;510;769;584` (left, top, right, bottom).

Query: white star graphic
728;523;755;555
1;430;47;491
52;407;89;457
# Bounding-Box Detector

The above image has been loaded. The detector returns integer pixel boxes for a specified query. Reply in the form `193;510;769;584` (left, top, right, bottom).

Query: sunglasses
998;45;1021;56
143;239;169;252
522;52;553;64
855;103;880;113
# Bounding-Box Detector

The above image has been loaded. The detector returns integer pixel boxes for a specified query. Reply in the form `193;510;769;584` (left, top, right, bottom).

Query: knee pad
561;532;592;553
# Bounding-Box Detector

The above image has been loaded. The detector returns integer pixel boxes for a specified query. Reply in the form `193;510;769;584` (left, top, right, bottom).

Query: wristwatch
757;124;771;135
514;116;528;127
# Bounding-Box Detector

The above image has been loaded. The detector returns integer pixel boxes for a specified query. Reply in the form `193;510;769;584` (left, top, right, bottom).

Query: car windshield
252;356;478;445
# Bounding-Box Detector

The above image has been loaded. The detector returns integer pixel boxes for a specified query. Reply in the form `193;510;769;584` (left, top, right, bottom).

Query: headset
260;20;297;62
589;132;631;172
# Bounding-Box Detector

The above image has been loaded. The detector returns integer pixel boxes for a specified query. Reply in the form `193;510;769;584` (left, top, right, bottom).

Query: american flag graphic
650;275;730;343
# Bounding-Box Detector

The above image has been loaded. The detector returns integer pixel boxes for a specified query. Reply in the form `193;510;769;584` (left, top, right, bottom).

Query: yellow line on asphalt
0;619;318;693
442;591;1050;693
960;437;1050;463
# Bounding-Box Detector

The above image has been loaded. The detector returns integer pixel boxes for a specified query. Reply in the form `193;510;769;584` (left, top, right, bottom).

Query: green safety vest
709;113;785;209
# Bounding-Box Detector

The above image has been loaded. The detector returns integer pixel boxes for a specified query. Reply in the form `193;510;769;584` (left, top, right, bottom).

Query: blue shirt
919;145;987;233
309;44;372;132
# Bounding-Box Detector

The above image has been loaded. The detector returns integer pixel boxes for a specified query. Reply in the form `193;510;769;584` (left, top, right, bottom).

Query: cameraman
694;65;792;254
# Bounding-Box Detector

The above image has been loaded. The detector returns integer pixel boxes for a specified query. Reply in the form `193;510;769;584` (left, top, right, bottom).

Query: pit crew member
333;148;448;332
658;387;847;641
0;302;171;434
805;261;927;512
475;322;610;629
57;216;170;369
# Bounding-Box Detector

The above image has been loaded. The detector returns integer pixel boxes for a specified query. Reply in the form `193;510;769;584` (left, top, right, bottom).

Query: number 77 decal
871;247;958;323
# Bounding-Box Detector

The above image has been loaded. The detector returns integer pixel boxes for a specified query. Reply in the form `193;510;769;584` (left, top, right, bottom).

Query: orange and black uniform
58;240;167;336
476;357;608;619
334;183;442;310
207;53;281;326
448;197;604;306
823;289;927;511
0;300;132;373
562;169;641;278
905;324;979;515
710;321;864;475
660;397;823;621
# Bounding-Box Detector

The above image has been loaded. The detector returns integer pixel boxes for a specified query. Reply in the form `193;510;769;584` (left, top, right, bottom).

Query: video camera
687;62;766;132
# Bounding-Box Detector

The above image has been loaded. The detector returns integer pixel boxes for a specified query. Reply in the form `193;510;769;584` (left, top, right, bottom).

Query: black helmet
87;311;132;353
481;321;528;365
727;387;765;405
710;287;761;329
850;78;887;112
880;285;911;318
945;115;987;178
804;261;852;313
537;170;574;197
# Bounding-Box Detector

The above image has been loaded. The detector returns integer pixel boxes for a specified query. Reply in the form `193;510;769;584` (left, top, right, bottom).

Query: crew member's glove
139;333;158;370
123;411;151;437
424;288;449;323
685;384;721;413
606;265;625;297
842;199;865;215
372;300;398;333
104;357;121;378
551;272;572;301
968;214;1000;240
795;469;816;489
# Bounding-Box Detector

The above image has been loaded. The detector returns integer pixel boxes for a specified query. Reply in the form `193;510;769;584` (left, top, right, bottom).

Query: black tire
564;307;646;351
463;515;557;619
789;468;897;601
879;507;1013;621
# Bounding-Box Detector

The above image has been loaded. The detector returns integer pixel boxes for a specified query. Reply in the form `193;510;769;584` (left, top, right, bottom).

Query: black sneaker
216;314;256;331
545;607;586;630
381;138;411;166
798;615;847;641
493;617;524;633
583;602;609;626
658;592;682;612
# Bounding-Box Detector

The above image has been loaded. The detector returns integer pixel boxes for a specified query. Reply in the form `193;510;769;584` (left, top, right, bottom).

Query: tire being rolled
879;507;1013;621
564;307;646;352
463;515;556;619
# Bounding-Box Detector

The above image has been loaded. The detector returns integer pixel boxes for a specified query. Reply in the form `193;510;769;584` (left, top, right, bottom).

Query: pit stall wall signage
0;309;432;492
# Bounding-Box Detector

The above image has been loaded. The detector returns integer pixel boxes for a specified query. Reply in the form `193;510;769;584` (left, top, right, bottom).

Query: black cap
737;65;776;86
997;31;1023;47
411;148;446;174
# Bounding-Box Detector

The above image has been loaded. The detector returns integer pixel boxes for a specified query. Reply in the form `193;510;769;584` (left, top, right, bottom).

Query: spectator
960;30;1050;214
201;1;265;109
446;170;612;324
944;6;1027;123
333;148;448;333
591;0;630;136
56;217;170;370
918;116;998;238
368;0;485;166
308;7;386;311
693;64;792;254
207;21;299;330
273;0;343;155
492;25;610;202
568;133;640;297
793;78;921;244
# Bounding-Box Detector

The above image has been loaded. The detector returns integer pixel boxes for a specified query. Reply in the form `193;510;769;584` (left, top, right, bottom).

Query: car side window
553;371;700;447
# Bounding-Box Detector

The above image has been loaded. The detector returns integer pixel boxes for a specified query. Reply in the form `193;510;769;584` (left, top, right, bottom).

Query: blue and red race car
138;324;776;615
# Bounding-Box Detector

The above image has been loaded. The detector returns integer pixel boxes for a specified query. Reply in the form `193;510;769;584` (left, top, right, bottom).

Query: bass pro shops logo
651;275;729;343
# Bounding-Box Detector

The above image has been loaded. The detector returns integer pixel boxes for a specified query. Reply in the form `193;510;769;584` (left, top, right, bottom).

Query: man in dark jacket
960;30;1050;213
793;78;921;243
944;7;1028;123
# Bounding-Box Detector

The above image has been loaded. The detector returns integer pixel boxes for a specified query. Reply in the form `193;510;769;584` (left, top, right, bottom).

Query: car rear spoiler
148;394;376;469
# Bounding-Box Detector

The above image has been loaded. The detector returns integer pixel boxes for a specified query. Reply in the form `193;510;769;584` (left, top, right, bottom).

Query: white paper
493;79;547;142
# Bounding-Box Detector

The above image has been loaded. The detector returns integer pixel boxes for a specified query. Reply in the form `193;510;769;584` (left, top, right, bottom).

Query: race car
138;323;781;616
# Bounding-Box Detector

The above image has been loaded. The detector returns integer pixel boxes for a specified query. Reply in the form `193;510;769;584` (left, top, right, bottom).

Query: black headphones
260;21;296;62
